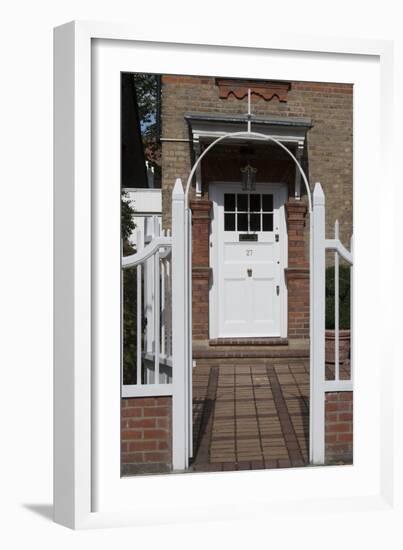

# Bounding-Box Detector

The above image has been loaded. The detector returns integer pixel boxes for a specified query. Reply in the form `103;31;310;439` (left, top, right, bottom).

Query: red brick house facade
121;75;353;473
161;76;352;345
161;75;353;464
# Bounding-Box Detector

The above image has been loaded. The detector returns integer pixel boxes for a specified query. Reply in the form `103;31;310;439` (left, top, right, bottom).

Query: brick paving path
191;362;310;472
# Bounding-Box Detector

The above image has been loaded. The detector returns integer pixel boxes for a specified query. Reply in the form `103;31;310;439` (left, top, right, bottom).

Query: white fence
121;179;191;470
122;217;173;392
140;216;173;382
122;179;352;469
310;182;353;464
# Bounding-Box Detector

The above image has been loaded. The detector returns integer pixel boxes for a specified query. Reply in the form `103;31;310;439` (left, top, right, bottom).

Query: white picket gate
122;178;352;469
310;183;353;464
121;178;192;470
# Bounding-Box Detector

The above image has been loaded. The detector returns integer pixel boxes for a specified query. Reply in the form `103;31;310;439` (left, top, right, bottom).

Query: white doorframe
209;182;288;339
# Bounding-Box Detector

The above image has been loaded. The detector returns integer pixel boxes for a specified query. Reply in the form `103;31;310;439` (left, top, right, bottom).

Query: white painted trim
136;229;143;384
191;128;308;145
171;179;188;470
121;384;174;398
209;182;288;339
209;184;219;340
122;187;162;213
121;237;171;268
324;381;353;392
325;239;354;264
310;183;326;465
278;185;288;339
54;21;92;529
334;222;340;381
186;208;193;457
123;187;162;194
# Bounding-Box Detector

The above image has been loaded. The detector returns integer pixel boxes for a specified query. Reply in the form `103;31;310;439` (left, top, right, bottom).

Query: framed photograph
54;21;395;529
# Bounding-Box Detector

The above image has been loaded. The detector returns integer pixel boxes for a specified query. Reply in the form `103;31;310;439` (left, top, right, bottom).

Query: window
224;193;273;232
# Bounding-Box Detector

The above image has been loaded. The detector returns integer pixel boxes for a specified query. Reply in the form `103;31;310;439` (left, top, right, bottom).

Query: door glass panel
237;213;248;231
224;193;236;212
223;192;275;232
249;213;261;232
262;194;273;212
262;213;273;231
249;194;260;212
237;194;248;211
224;213;236;231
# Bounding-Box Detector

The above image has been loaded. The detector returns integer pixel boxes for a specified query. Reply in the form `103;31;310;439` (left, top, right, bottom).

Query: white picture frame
54;21;397;529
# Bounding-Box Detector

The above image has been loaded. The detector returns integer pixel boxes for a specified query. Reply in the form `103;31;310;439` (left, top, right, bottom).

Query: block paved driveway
191;363;310;472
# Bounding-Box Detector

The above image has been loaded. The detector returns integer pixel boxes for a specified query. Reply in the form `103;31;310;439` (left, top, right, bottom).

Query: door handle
276;285;280;296
247;268;252;277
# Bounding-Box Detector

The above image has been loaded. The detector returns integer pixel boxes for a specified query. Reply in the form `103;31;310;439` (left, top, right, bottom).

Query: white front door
210;183;287;338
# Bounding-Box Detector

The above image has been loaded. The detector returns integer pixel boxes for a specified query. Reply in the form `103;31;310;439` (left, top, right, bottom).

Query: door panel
223;277;247;323
252;278;276;325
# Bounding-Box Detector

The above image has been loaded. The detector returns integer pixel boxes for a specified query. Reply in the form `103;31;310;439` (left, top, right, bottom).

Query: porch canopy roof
184;112;312;145
184;113;312;199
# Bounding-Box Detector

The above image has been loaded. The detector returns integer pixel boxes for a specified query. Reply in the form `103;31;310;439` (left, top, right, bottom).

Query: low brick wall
190;200;212;340
121;396;172;475
192;269;210;340
286;200;310;341
287;276;310;339
325;391;353;464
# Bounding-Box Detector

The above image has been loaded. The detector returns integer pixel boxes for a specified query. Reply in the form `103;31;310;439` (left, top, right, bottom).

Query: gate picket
310;183;353;464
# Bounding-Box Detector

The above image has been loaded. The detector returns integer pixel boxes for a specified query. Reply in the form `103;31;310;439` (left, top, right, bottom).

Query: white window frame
54;21;396;529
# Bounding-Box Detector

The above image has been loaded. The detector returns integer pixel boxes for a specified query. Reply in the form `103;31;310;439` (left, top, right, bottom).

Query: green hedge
122;192;138;385
123;264;138;385
325;265;351;330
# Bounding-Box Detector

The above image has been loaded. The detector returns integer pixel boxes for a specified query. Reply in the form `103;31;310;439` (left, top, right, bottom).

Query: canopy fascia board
185;113;312;145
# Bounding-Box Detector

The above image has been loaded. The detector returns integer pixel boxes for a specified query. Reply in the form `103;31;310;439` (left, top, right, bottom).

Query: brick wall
287;276;310;339
161;76;352;247
286;200;309;339
121;396;172;475
190;199;212;340
192;271;210;340
160;75;352;345
325;392;353;464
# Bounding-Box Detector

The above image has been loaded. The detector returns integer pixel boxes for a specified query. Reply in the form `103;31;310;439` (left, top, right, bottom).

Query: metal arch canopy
184;130;312;213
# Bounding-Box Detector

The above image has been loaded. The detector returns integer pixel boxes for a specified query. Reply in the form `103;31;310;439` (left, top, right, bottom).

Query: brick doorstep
193;348;310;360
209;337;289;347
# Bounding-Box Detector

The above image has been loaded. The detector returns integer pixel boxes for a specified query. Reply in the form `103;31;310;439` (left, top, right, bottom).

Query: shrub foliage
325;264;351;330
122;191;138;385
